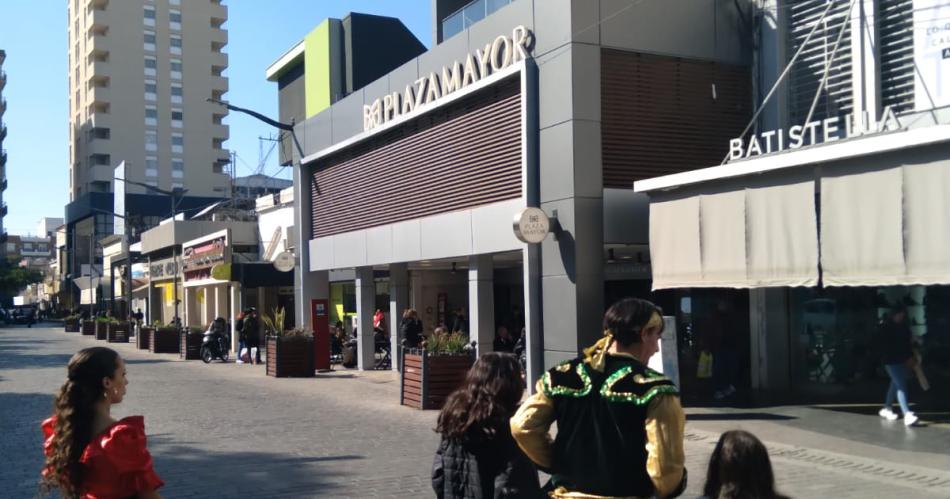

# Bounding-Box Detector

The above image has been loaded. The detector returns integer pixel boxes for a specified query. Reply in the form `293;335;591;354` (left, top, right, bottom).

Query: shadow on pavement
0;392;54;499
0;351;73;371
686;412;797;421
124;358;172;366
146;440;364;497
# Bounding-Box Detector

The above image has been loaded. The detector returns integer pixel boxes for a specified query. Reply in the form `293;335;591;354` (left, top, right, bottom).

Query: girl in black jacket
432;353;541;499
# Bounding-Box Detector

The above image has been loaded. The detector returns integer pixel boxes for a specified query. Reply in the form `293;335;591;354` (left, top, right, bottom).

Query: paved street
3;325;950;498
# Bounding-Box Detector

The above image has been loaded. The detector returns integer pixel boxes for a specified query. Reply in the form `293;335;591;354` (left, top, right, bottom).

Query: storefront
279;2;751;386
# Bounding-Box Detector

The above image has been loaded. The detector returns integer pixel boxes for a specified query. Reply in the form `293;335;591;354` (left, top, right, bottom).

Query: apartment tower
67;0;230;200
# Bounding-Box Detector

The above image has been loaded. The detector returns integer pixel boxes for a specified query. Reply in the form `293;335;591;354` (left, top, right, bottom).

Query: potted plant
180;325;204;360
81;318;96;336
138;321;159;350
64;314;81;333
107;319;131;343
150;322;180;354
263;307;314;378
95;317;110;340
401;330;475;410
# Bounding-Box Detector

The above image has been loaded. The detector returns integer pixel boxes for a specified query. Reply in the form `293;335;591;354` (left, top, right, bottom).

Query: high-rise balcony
0;124;6;141
0;49;5;65
211;74;229;94
87;83;110;106
211;29;228;52
210;51;228;72
87;5;110;33
87;59;109;77
0;178;7;192
1;203;8;218
0;149;6;167
0;98;6;116
211;123;230;141
210;3;227;28
0;71;6;91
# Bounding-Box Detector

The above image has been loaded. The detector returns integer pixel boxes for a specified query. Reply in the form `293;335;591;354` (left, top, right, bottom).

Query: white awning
648;171;819;290
821;150;950;286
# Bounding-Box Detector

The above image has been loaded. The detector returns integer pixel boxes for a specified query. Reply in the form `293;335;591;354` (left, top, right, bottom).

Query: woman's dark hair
436;352;524;443
703;430;785;499
41;347;121;499
603;298;663;348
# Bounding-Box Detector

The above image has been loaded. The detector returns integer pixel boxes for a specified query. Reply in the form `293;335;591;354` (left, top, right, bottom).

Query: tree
0;257;44;306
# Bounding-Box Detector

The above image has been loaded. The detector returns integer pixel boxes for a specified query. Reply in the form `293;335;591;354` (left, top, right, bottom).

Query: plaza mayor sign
727;106;902;161
362;26;533;132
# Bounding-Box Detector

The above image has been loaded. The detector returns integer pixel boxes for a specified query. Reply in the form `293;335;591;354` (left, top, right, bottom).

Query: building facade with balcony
0;48;8;252
65;0;232;306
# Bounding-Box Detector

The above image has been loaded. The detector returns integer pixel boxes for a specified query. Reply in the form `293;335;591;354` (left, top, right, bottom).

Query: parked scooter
201;317;230;363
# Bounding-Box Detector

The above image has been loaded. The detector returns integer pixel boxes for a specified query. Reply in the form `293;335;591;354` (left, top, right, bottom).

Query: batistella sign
362;26;533;132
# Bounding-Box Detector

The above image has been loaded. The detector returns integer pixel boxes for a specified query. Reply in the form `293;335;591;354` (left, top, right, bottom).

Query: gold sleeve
645;393;686;498
509;379;556;469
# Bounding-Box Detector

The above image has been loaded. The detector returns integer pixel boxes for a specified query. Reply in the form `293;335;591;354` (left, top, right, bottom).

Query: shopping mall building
269;1;752;389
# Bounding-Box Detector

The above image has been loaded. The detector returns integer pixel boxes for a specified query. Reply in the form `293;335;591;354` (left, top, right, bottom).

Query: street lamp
113;177;189;324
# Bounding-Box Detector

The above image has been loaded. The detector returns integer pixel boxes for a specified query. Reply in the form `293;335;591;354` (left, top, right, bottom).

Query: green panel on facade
304;21;332;118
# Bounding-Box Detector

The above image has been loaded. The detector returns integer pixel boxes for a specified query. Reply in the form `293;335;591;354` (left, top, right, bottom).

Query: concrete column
750;288;791;398
213;285;221;320
355;266;376;370
146;258;156;323
229;282;242;353
203;287;214;327
183;287;192;327
389;263;409;371
469;255;495;357
523;244;543;393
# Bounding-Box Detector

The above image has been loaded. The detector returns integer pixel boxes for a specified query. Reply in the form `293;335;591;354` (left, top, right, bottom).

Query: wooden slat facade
601;49;751;187
310;76;523;239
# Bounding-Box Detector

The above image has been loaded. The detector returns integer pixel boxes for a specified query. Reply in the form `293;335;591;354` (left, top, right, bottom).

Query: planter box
81;320;96;336
107;321;131;343
150;327;180;354
95;321;109;340
180;330;203;360
137;327;154;350
65;320;80;333
401;349;475;410
266;335;314;378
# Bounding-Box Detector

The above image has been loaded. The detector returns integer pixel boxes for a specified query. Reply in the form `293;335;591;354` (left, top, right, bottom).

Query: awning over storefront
638;126;950;290
231;263;294;288
821;148;950;286
648;171;819;290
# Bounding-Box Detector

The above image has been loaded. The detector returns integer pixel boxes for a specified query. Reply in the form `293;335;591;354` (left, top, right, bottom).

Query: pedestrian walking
511;297;687;498
400;309;423;348
701;430;788;499
235;311;247;363
40;347;164;499
432;352;542;499
243;308;262;365
878;305;919;426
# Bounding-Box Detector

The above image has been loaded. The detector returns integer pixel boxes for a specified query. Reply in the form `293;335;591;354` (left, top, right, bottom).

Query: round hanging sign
273;251;296;272
512;207;550;244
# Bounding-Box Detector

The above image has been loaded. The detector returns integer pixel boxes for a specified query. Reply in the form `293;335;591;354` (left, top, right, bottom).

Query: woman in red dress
40;346;164;499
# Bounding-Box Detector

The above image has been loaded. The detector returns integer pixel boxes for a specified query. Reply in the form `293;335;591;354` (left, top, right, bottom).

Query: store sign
148;257;179;280
914;0;950;111
512;207;550;244
727;106;901;161
273;251;295;272
362;26;533;132
182;236;227;272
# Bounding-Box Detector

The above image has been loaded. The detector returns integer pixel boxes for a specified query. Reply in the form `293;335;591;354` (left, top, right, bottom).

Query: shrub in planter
81;320;96;336
401;331;475;410
150;325;180;354
180;326;204;360
266;328;315;378
64;315;81;333
107;320;131;343
95;317;110;340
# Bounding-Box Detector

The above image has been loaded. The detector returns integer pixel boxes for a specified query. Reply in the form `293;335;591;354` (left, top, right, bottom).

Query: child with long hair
702;430;788;499
432;352;541;499
40;347;163;499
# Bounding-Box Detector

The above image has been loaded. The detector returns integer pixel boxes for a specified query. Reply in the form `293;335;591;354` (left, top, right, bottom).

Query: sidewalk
3;325;949;498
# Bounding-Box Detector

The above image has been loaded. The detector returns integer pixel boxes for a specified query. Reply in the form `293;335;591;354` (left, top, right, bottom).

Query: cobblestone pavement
3;325;950;498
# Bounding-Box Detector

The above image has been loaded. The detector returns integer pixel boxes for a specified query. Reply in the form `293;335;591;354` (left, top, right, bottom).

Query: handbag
696;351;714;379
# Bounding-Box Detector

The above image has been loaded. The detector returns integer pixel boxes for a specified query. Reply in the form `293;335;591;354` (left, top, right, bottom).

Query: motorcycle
201;319;230;363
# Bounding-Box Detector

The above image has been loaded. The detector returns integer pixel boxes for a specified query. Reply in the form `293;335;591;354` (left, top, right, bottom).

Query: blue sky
0;0;431;235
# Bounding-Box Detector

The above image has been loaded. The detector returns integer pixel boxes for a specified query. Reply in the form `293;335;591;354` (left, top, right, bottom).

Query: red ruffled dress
42;416;164;499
